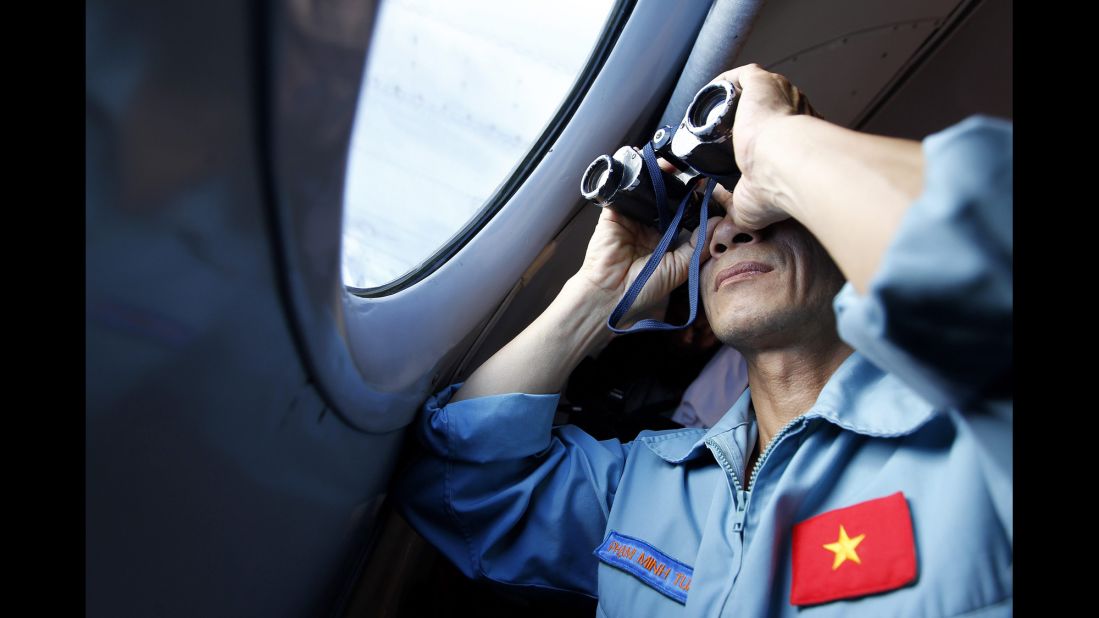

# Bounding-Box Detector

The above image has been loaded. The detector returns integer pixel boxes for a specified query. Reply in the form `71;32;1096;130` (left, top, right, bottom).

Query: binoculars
580;80;742;230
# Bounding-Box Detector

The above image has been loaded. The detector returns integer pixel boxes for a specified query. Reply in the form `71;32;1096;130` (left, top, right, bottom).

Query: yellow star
822;525;866;570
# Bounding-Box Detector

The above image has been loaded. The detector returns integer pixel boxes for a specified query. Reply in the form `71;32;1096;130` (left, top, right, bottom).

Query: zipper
746;416;807;491
705;437;750;532
731;489;749;532
707;417;810;534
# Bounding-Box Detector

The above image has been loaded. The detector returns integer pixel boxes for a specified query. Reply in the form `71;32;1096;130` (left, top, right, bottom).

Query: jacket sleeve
832;116;1013;412
393;383;631;598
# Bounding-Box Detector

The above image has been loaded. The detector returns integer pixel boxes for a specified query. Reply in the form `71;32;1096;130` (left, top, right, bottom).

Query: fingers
713;63;816;120
670;214;721;271
730;180;760;229
729;178;790;230
598;205;620;225
711;183;734;210
627;214;722;319
599;206;638;235
714;63;797;108
712;62;769;92
711;174;791;231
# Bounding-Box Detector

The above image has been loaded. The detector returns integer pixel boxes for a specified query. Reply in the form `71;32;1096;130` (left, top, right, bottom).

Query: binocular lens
581;154;622;203
687;82;736;137
579;80;740;227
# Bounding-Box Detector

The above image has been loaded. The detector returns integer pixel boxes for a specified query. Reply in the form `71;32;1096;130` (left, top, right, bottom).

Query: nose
709;214;762;256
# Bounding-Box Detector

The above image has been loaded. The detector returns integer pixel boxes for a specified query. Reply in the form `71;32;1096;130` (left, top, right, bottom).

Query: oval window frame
345;0;635;298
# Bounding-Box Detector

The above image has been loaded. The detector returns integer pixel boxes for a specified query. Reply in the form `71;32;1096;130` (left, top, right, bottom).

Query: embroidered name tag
594;530;694;604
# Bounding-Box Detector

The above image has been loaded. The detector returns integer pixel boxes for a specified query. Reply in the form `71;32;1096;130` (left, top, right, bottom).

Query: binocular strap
606;158;717;334
640;141;675;234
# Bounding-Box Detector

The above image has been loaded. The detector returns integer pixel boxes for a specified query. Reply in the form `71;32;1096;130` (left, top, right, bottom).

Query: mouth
714;261;774;291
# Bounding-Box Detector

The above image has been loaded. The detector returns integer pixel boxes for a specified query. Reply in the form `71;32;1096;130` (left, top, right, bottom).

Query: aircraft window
341;0;618;292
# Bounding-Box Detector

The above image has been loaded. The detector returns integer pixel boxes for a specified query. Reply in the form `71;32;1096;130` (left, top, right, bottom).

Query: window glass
341;0;616;290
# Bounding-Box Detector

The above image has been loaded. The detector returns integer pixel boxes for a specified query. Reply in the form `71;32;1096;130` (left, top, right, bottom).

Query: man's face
701;217;846;350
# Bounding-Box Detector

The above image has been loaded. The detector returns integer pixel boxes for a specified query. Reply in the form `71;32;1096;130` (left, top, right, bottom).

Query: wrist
748;114;818;220
561;274;618;312
548;276;618;355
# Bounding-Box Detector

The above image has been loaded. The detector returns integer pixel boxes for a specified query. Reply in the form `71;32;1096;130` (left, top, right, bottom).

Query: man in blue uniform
396;65;1012;616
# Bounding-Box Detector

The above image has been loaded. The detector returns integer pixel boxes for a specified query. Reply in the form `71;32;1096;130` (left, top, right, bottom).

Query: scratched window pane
341;0;615;290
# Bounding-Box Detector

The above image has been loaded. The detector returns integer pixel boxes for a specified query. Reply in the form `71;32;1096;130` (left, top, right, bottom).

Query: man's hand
453;170;718;403
703;64;924;294
707;64;819;230
575;206;721;327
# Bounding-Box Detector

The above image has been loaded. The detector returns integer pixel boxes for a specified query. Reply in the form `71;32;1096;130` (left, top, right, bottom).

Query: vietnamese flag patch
790;491;917;606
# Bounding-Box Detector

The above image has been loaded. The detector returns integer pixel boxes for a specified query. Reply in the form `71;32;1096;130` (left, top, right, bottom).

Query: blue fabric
395;116;1012;616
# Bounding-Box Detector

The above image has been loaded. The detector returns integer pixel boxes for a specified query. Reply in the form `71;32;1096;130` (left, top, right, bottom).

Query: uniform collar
639;352;938;465
639;386;755;465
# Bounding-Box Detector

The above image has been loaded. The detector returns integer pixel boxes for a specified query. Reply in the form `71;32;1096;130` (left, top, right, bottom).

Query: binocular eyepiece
580;80;742;229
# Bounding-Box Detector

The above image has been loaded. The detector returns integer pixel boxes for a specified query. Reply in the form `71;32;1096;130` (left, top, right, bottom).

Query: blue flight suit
395;116;1012;616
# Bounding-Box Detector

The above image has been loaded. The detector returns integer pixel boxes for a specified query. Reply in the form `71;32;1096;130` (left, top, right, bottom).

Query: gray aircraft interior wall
734;0;967;128
86;1;397;616
860;0;1012;137
86;0;712;614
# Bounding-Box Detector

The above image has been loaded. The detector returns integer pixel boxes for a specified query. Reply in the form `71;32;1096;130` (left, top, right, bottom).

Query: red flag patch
790;491;917;606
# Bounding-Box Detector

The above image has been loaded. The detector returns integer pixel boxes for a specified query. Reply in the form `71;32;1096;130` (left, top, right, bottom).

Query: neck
741;338;853;451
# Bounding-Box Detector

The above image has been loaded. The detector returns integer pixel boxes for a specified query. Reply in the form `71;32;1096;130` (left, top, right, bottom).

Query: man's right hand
704;64;924;295
452;205;717;403
574;204;721;328
708;64;819;231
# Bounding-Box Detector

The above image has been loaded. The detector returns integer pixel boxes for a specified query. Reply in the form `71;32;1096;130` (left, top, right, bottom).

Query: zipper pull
731;489;749;533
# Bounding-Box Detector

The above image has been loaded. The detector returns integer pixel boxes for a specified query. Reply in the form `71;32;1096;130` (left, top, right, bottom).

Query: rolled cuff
419;383;562;463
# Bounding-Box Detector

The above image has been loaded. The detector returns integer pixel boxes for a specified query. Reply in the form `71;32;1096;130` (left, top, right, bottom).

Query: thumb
668;215;719;274
730;176;773;230
711;183;735;211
